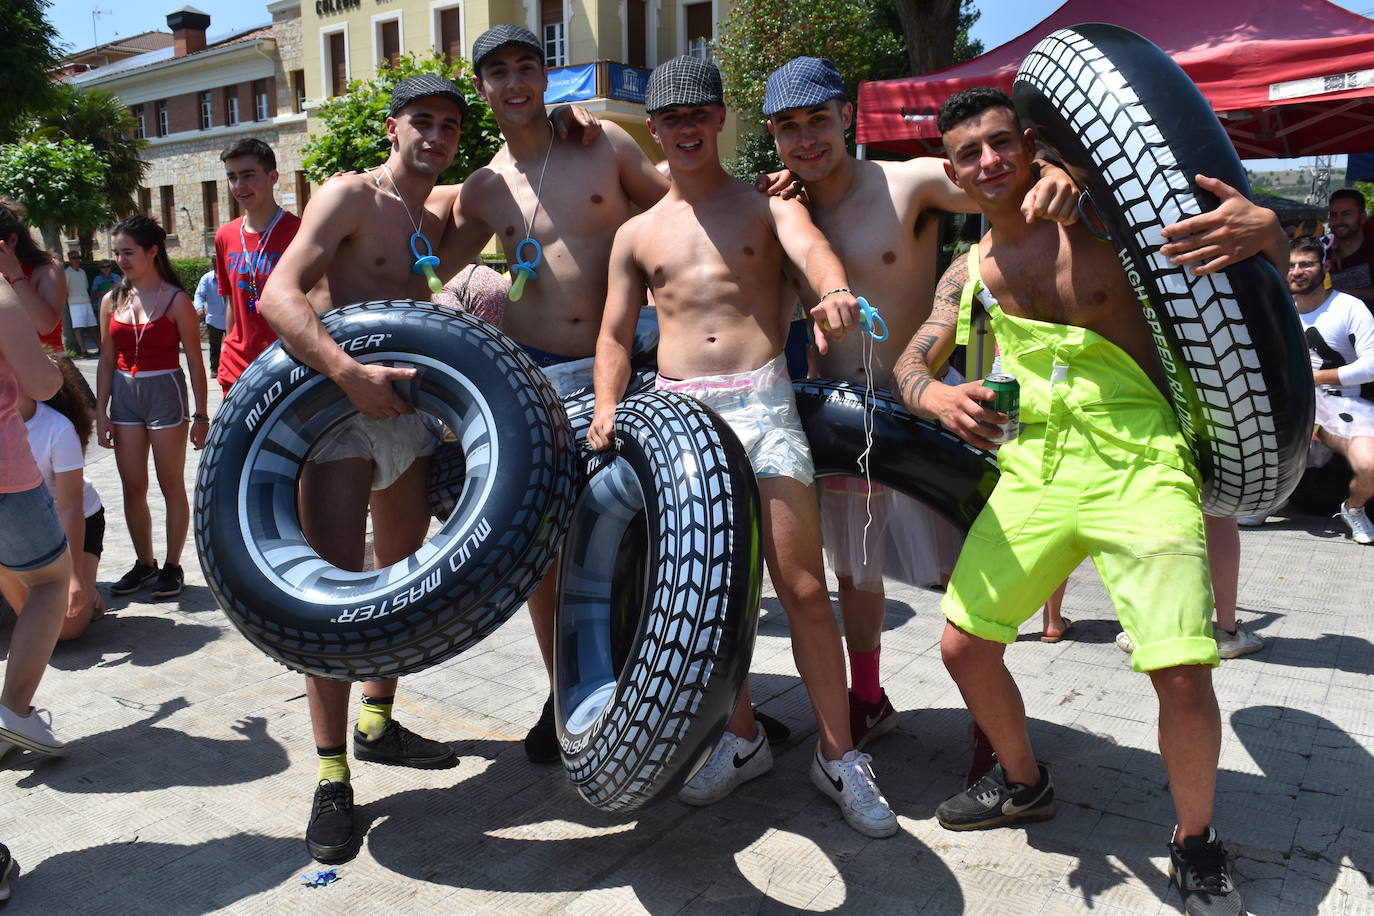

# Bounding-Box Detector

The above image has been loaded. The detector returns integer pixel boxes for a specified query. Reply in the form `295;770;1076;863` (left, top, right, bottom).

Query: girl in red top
95;215;208;601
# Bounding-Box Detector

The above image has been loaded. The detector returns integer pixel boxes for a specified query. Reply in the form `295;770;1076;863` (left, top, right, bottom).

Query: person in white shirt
1290;235;1374;544
63;253;98;357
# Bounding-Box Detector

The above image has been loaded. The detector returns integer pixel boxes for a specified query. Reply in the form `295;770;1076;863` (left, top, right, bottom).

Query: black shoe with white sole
936;762;1055;830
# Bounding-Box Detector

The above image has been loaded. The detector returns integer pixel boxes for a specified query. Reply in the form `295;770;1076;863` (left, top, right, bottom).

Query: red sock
848;646;882;705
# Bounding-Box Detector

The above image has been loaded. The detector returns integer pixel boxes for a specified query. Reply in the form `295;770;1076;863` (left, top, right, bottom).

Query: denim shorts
0;484;68;572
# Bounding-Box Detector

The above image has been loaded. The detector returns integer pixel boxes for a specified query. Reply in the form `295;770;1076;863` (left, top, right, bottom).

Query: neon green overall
942;245;1218;672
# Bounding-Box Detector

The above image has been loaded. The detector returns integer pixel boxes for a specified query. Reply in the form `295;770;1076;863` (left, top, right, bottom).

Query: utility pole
1308;155;1332;207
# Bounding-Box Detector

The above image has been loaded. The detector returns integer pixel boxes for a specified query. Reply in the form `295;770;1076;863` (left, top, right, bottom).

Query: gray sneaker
0;704;63;756
1215;623;1263;659
1336;501;1374;545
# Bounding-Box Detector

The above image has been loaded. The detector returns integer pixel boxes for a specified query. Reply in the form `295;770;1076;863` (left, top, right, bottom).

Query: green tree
0;0;63;142
0;139;109;252
1352;181;1374;214
302;52;501;184
893;0;983;76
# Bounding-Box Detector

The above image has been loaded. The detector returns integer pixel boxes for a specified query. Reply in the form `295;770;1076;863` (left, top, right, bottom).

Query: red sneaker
849;689;899;749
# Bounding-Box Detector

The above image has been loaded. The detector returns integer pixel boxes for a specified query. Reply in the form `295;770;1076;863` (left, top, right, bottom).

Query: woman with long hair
0;357;106;640
0;197;66;353
94;215;208;601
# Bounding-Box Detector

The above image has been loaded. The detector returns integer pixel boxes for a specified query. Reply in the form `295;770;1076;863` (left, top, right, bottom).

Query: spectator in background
94;215;208;602
193;269;227;376
1327;189;1374;312
0;356;105;640
89;260;120;301
1290;235;1374;544
64;252;99;357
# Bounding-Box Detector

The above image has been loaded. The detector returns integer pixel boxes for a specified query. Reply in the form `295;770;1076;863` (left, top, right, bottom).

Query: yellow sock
316;747;350;784
357;694;394;740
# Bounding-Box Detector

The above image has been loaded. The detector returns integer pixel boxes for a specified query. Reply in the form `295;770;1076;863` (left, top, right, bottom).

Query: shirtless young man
437;24;670;762
588;56;898;839
893;88;1284;916
762;57;1079;746
258;75;469;864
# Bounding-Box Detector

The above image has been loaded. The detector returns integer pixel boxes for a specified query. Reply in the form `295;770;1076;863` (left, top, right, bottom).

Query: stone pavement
1;349;1371;914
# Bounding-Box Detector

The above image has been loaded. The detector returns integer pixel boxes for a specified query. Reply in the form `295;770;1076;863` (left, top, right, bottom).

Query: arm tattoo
895;255;969;415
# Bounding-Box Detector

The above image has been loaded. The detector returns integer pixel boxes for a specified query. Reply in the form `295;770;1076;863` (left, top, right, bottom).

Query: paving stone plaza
1;352;1371;914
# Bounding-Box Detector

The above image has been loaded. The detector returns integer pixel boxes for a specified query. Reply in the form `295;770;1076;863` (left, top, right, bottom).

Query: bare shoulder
427;183;461;207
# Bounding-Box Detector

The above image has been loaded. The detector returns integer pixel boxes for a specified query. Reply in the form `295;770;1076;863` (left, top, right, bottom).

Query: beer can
984;372;1020;444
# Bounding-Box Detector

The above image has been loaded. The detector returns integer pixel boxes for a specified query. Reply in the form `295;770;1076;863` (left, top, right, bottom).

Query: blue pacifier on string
856;297;888;341
509;237;542;302
410;232;443;294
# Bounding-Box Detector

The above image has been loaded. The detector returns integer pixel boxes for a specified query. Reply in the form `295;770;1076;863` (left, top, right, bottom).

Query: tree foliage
715;0;907;123
302;52;501;185
0;0;63;142
25;84;148;219
0;139;109;245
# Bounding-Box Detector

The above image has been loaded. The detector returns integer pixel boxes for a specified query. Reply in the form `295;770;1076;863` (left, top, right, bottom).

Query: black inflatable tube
554;391;762;812
1014;24;1313;516
794;379;1000;532
195;301;576;681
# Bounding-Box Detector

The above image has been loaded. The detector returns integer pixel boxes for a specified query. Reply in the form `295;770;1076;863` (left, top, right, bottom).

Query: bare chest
980;240;1127;328
640;208;779;293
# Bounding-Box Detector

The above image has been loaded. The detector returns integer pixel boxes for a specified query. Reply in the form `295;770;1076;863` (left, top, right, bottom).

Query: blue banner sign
609;64;651;104
545;64;596;104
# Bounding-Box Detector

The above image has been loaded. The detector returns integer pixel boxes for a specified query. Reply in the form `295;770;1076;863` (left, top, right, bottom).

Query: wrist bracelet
192;414;210;423
819;287;850;301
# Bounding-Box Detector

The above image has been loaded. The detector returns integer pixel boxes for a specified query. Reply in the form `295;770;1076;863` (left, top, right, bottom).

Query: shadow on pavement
45;613;221;670
11;697;289;793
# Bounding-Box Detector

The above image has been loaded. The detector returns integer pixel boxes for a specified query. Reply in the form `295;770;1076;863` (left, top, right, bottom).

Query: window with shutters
327;30;348;97
627;0;647;68
377;18;400;67
199;92;213;130
436;4;463;63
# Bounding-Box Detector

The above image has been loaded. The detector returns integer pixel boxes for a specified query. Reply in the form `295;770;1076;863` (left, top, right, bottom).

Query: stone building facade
65;3;310;258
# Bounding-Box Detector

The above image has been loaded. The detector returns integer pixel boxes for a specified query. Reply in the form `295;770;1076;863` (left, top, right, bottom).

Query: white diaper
656;353;814;485
308;413;439;490
819;478;963;592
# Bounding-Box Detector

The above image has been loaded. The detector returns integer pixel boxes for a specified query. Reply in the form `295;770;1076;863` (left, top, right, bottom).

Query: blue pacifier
509;237;542;302
409;232;443;294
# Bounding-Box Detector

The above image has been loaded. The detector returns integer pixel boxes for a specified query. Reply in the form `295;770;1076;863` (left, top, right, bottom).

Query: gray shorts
110;370;188;429
0;484;67;572
308;413;439;490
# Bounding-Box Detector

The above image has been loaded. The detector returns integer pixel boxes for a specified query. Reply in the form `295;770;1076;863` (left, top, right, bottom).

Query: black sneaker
150;563;184;599
936;762;1055;830
110;561;158;596
306;780;357;864
1169;827;1245;916
524;695;560;764
353;719;456;769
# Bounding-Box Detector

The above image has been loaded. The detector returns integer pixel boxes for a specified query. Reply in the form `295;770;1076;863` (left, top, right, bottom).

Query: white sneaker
677;725;772;806
1115;631;1135;653
0;704;63;756
1337;501;1374;545
809;748;899;838
1215;622;1264;659
1236;513;1268;527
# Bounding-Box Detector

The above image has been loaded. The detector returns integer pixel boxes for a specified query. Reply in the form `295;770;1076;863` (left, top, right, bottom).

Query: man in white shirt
62;252;98;357
1290;235;1374;543
193;269;227;376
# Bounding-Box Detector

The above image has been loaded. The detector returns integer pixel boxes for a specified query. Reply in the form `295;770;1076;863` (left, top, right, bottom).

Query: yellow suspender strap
955;243;980;347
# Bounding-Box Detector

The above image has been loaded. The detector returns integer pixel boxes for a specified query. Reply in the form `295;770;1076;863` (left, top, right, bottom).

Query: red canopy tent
857;0;1374;159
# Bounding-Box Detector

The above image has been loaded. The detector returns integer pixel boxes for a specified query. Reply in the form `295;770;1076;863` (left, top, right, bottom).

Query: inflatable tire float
1014;24;1313;517
195;301;576;681
794;379;1000;531
555;391;762;811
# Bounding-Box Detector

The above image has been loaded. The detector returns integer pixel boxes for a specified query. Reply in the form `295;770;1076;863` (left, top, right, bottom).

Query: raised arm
769;195;859;355
435;178;497;274
893;252;1007;450
258;178;414;418
0;279;60;399
607;122;669;211
587;222;646;451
